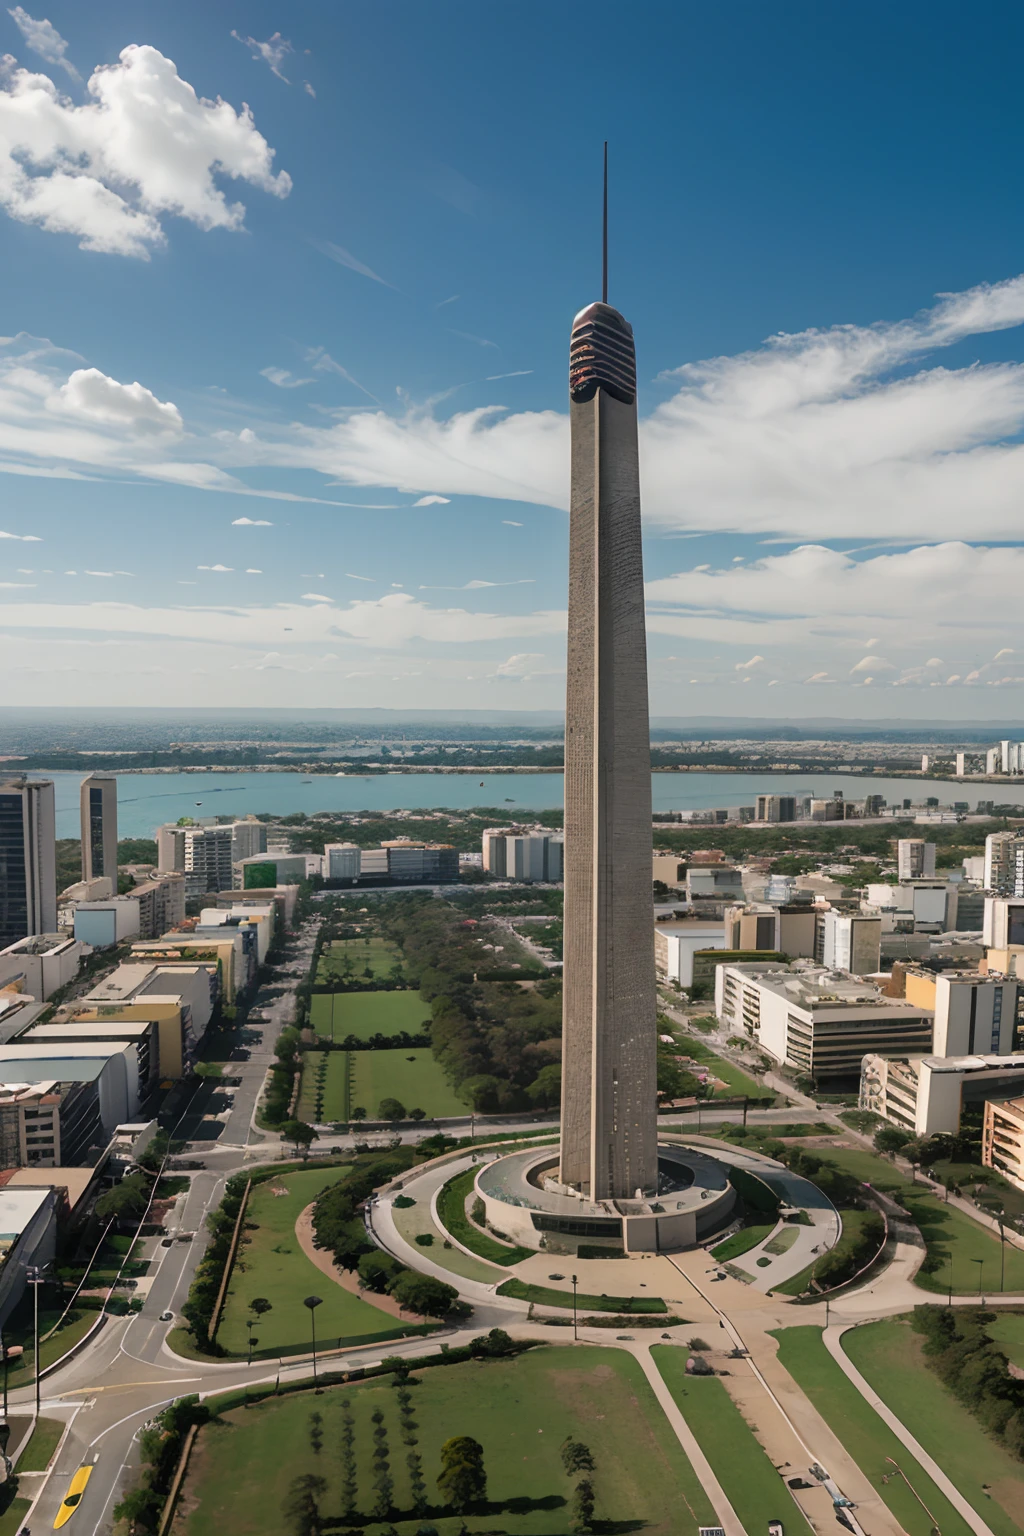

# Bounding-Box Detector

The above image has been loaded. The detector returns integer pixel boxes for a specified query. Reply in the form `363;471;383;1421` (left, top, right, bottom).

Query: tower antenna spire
602;141;608;304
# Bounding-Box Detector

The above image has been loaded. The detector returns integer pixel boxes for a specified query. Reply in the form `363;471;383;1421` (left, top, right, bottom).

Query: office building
955;752;966;777
686;863;744;905
754;794;797;823
654;918;728;987
383;841;459;883
862;1052;1024;1138
158;823;234;897
238;853;307;889
652;853;685;888
130;873;185;939
866;880;958;933
902;967;1017;1055
73;896;142;949
983;896;1024;949
0;1042;142;1164
0;1185;59;1328
79;773;117;885
984;830;1020;893
20;1019;159;1093
897;839;936;881
715;961;934;1082
819;911;882;975
482;829;563;882
230;817;267;862
0;934;81;1001
559;286;657;1200
324;843;362;883
0;778;56;948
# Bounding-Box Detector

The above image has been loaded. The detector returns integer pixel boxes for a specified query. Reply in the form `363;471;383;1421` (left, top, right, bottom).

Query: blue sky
4;1;1024;717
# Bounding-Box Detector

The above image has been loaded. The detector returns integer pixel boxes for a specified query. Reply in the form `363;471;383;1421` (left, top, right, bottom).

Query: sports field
652;1345;815;1536
215;1168;424;1358
844;1318;1024;1536
772;1326;975;1536
180;1346;716;1536
315;935;401;984
350;1047;466;1118
309;989;431;1041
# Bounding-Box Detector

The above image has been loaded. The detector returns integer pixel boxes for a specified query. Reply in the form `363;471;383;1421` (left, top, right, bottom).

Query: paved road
9;916;321;1535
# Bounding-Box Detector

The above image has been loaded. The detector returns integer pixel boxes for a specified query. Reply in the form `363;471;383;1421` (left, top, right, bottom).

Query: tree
358;1250;406;1294
408;1107;426;1121
874;1125;913;1158
339;1397;357;1519
370;1407;394;1520
526;1063;562;1107
378;1097;407;1122
388;1270;462;1317
113;1486;163;1534
282;1472;327;1536
350;1105;367;1121
280;1119;319;1156
95;1171;150;1222
571;1477;596;1533
308;1410;323;1456
560;1439;595;1476
437;1435;487;1511
249;1296;272;1318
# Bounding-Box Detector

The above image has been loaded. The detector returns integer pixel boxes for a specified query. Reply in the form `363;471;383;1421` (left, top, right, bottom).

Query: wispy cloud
312;240;396;289
0;528;42;541
231;29;292;82
419;579;535;590
197;563;233;572
306;347;380;403
260;367;314;388
502;520;523;527
447;328;498;349
231;517;273;526
434;295;459;310
414;494;450;506
7;6;79;79
486;370;533;381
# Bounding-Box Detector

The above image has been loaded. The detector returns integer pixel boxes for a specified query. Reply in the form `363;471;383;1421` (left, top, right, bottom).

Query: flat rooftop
731;963;929;1014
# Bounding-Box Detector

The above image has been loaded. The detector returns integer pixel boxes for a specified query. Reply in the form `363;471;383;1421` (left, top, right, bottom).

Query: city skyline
4;3;1024;715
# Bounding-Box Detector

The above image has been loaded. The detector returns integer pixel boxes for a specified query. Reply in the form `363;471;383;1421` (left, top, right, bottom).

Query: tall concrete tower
80;773;118;885
559;162;658;1200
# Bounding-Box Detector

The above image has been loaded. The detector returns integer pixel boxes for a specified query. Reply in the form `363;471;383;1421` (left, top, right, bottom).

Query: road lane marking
63;1377;202;1395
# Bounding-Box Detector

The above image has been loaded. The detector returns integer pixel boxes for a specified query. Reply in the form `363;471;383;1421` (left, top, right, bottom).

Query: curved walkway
294;1202;408;1320
824;1322;997;1536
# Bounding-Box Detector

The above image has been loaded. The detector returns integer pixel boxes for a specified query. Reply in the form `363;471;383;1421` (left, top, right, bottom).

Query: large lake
35;769;1004;840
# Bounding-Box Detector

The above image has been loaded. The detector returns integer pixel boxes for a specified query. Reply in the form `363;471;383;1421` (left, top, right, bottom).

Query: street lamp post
304;1295;323;1391
571;1274;578;1342
26;1266;44;1419
999;1215;1006;1294
973;1258;985;1303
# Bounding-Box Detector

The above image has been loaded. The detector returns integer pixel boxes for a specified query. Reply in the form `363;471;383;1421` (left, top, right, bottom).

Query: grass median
772;1325;975;1536
496;1278;667;1312
711;1223;774;1261
651;1345;815;1536
844;1317;1024;1536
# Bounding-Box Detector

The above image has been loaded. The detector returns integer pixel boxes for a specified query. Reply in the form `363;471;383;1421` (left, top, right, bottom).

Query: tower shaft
560;303;658;1201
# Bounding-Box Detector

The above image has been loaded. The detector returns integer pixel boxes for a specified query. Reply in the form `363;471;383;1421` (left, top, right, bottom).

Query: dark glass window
89;786;105;875
0;793;27;945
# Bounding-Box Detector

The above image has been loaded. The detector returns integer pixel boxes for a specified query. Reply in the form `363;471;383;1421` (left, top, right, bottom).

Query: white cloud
494;652;545;678
734;654;764;671
245;568;262;574
301;592;331;602
345;572;373;582
303;81;315;99
0;579;33;587
0;44;290;256
0;527;40;539
502;520;523;526
231;29;292;82
56;368;182;432
197;563;232;572
851;654;893;673
260;367;314;389
414;494;450;506
231;517;273;526
994;647;1015;660
7;8;79;79
245;271;1024;542
806;672;833;683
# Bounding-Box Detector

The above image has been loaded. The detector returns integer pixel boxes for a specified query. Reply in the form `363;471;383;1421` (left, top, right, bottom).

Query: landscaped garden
316;935;402;984
179;1346;714;1536
214;1168;434;1359
349;1048;467;1119
670;1032;765;1099
772;1325;976;1536
844;1317;1024;1536
711;1222;775;1262
297;1051;350;1122
652;1345;816;1536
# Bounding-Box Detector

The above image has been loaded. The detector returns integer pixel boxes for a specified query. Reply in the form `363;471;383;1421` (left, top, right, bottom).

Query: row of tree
913;1305;1024;1459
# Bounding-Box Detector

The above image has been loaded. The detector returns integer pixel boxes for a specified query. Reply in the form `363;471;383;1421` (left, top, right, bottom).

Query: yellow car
53;1464;92;1528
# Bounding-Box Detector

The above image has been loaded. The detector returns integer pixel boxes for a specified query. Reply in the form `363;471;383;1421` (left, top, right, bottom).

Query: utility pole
571;1274;579;1342
26;1267;43;1419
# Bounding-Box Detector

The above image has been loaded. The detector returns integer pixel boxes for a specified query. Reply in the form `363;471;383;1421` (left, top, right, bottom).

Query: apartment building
79;773;117;885
819;911;882;974
897;839;936;880
754;795;797;823
716;961;934;1082
902;967;1018;1055
482;829;564;881
324;843;361;882
982;1096;1024;1192
0;934;81;1001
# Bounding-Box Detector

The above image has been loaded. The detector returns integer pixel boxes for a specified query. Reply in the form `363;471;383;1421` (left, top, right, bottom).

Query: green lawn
927;1160;1024;1221
651;1346;816;1536
774;1207;880;1297
903;1192;1024;1295
316;936;400;984
310;989;431;1042
844;1318;1024;1536
297;1051;350;1122
496;1278;668;1312
391;1197;505;1284
772;1326;976;1536
435;1168;535;1265
1;1306;99;1386
987;1311;1024;1366
17;1416;64;1472
351;1048;467;1119
674;1034;764;1098
811;1145;916;1193
0;1499;30;1536
181;1346;716;1536
216;1168;432;1358
711;1223;774;1261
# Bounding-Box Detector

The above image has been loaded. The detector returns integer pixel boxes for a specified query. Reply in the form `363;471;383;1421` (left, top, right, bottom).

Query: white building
79;773;117;886
983;830;1019;892
0;778;56;948
654;918;726;986
955;752;966;777
819;911;882;975
73;896;142;949
865;881;958;933
987;746;1001;775
158;823;235;897
715;961;934;1081
897;839;936;881
862;1052;1024;1137
0;935;81;1001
